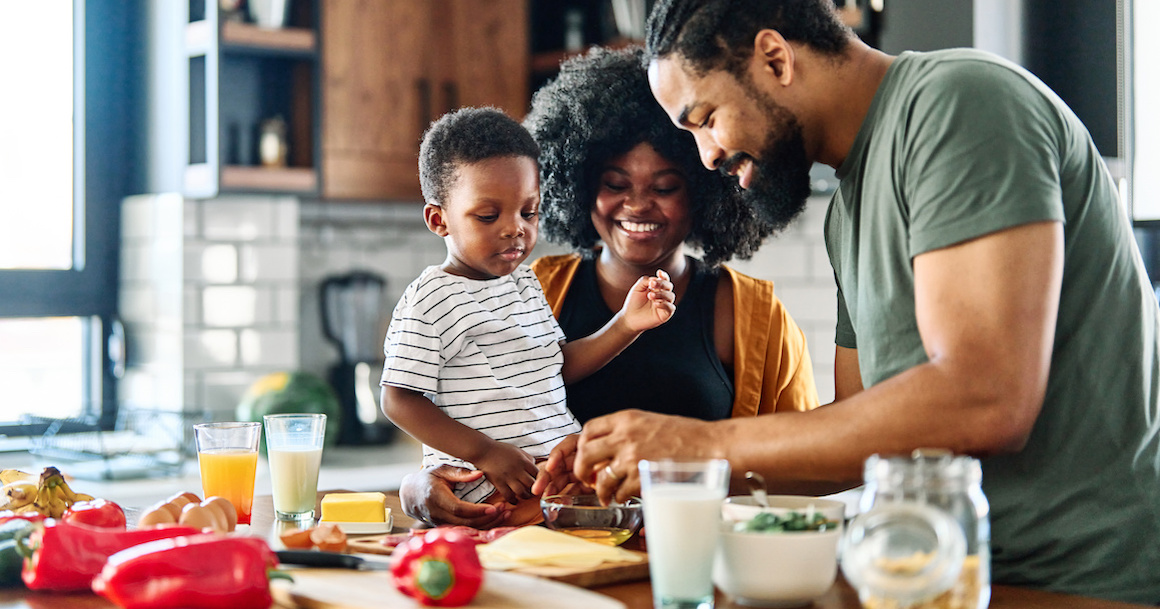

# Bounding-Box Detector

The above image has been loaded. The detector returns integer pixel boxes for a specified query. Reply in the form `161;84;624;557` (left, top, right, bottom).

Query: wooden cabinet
183;1;321;198
321;0;529;201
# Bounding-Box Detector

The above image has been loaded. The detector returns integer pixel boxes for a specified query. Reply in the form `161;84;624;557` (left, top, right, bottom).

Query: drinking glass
639;459;731;609
263;413;326;522
193;422;261;525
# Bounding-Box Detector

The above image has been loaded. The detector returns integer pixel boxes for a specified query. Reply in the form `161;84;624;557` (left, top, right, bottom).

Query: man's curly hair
418;107;541;206
523;46;773;266
644;0;851;77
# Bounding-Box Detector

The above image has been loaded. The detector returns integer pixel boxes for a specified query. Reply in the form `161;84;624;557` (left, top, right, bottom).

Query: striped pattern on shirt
381;265;580;503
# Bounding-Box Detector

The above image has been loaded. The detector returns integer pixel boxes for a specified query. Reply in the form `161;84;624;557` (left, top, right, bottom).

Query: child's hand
475;442;539;504
621;269;676;331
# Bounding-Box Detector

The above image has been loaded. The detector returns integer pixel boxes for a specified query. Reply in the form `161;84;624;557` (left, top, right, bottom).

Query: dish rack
29;408;209;481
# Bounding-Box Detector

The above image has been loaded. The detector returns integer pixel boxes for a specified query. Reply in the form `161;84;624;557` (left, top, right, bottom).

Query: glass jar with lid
840;449;990;609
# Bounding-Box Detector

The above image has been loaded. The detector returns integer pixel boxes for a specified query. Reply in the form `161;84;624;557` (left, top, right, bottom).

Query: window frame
0;0;142;435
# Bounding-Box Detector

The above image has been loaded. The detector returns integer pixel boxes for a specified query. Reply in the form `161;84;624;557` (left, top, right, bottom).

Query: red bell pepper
91;534;287;609
391;528;484;607
22;519;200;591
62;498;127;530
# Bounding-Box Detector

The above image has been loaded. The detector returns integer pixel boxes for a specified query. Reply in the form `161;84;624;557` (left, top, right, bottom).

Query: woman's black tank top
557;257;734;424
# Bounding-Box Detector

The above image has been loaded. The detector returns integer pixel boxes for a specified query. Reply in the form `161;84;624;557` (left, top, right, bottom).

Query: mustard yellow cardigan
531;254;820;417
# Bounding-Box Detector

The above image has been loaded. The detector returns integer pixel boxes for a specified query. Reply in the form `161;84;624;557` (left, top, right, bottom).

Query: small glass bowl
540;494;643;546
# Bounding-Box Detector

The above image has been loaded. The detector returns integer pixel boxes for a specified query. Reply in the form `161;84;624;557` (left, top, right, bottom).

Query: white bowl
713;496;845;608
721;495;847;524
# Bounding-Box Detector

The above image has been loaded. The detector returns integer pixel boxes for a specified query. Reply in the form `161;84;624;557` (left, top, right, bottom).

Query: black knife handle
275;550;365;569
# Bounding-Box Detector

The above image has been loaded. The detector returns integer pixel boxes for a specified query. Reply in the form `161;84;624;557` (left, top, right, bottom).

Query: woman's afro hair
522;46;775;266
418;106;540;206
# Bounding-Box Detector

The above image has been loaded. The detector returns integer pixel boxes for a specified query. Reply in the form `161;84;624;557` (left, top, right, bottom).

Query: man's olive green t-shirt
826;49;1160;603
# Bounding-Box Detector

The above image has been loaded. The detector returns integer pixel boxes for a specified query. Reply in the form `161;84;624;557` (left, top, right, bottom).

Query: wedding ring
604;464;623;482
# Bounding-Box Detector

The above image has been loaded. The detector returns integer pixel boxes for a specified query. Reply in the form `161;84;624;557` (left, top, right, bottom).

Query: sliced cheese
319;492;388;523
476;526;644;571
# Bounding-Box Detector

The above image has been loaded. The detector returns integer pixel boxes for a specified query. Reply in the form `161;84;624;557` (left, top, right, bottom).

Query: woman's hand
399;466;511;528
623;270;675;331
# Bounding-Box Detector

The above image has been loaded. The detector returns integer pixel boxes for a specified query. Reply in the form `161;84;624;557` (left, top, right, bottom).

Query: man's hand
622;270;675;331
399;465;510;528
574;409;720;505
474;442;539;505
532;434;592;497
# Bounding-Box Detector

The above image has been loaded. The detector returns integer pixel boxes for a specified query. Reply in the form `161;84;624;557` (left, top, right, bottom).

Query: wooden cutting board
270;567;626;609
345;534;650;588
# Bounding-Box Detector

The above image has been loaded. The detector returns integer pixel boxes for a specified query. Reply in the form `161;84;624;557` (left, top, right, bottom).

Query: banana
73;493;94;503
0;469;34;485
1;481;38;510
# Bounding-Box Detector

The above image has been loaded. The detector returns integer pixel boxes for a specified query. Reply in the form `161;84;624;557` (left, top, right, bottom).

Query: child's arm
381;385;539;504
561;269;675;384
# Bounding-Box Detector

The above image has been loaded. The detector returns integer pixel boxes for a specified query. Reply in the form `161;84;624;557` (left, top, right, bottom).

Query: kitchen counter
0;437;424;507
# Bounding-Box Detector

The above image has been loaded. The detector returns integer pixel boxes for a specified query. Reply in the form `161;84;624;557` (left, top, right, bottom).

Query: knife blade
275;550;390;571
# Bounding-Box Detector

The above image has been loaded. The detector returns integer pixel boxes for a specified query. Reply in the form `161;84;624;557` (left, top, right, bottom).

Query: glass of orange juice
193;422;261;525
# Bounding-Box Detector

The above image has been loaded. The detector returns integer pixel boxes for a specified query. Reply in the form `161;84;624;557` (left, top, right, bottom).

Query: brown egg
179;504;219;532
137;504;177;528
167;491;199;509
156;501;183;521
201;496;237;532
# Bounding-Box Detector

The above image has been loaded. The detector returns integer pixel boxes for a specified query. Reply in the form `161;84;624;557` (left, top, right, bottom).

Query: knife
275;550;390;571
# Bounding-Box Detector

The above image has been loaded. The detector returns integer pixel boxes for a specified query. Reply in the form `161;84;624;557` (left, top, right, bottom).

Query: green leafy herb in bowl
734;509;840;533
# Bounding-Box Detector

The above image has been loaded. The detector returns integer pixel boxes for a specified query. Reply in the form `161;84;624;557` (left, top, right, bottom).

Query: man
571;0;1160;602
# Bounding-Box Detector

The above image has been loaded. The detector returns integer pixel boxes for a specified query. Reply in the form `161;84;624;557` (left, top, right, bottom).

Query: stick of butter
320;492;389;523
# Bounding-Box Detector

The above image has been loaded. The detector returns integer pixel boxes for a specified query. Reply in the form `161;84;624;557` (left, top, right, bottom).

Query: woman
398;47;818;527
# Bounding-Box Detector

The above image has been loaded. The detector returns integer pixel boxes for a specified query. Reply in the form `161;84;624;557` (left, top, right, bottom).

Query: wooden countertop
0;492;1151;609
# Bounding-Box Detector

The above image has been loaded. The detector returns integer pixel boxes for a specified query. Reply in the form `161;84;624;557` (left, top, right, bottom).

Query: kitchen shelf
221;165;317;192
221;21;316;54
182;0;320;199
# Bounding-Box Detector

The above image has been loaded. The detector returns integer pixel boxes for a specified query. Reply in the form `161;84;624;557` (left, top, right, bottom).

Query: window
0;0;136;435
1132;0;1159;219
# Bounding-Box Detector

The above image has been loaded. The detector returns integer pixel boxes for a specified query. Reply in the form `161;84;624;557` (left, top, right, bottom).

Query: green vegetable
735;510;838;533
0;519;36;588
0;539;24;587
236;371;342;448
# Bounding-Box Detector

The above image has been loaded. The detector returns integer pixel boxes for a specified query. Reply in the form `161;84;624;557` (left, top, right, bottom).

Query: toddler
380;107;675;506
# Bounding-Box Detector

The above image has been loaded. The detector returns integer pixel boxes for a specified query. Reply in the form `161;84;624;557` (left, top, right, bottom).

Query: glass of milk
263;414;327;522
639;459;731;609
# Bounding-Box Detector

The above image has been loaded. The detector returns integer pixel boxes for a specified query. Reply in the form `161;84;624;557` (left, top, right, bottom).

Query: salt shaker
841;449;991;609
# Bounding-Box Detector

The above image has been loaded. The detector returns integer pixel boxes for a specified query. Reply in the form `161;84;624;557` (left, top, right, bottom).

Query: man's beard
723;87;812;231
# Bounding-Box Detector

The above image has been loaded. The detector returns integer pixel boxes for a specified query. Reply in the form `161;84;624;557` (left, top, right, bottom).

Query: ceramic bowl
539;494;643;546
713;496;845;607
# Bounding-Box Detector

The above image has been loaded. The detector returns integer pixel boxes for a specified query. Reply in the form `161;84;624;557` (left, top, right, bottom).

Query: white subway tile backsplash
201;197;276;240
239;328;298;368
183;243;237;284
774;285;840;324
183;286;201;326
730;241;812;281
239;244;297;283
811;243;835;281
200;370;263;418
273;196;299;239
273;287;299;325
185;329;238;369
202;286;260;327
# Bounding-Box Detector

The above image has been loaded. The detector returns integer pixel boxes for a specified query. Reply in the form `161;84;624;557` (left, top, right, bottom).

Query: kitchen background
2;0;1155;500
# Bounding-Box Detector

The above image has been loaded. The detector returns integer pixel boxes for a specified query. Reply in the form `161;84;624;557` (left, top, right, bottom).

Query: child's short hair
418;107;541;207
